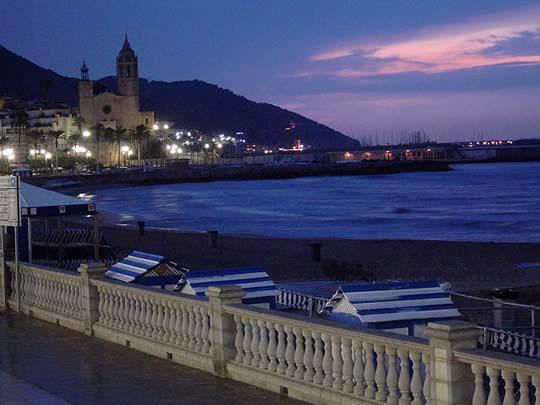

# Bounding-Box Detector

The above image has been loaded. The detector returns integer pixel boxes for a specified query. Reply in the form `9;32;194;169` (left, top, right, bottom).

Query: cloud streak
308;5;540;78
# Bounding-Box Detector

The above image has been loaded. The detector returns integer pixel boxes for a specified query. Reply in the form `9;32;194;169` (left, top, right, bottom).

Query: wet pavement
0;312;303;404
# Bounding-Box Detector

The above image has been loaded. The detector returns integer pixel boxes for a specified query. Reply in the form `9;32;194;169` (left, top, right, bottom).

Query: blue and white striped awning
327;281;460;324
106;251;165;283
182;267;278;307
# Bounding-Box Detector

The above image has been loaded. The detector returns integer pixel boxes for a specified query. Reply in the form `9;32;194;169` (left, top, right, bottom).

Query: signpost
0;176;21;311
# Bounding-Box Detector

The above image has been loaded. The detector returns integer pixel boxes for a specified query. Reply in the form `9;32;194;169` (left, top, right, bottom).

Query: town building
78;35;154;131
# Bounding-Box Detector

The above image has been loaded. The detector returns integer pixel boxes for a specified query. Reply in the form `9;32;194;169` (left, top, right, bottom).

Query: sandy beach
99;223;540;292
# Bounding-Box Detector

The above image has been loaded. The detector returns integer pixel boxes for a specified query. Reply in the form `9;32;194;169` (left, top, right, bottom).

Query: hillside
0;44;359;149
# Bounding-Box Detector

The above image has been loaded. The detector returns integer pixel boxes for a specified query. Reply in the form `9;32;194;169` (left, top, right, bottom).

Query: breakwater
29;160;449;189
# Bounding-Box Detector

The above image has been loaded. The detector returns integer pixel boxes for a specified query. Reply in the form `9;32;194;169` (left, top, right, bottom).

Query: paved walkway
0;312;302;404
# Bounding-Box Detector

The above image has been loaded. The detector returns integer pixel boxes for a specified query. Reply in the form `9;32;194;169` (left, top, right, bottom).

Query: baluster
532;375;539;404
120;290;128;331
123;291;131;332
516;373;531;405
374;344;387;401
267;321;278;372
189;305;198;349
193;306;202;351
313;331;324;385
181;304;189;347
284;325;296;377
97;286;105;324
109;290;118;328
342;337;353;393
398;348;412;404
364;342;376;399
386;347;399;404
102;288;112;327
332;335;343;391
132;294;141;334
422;352;431;405
501;370;515;405
258;320;269;369
165;301;175;343
125;292;134;333
276;323;287;374
51;278;59;312
144;296;153;337
322;333;333;388
9;267;15;299
73;283;81;316
234;315;244;363
161;300;170;342
242;316;253;365
486;367;501;405
250;319;260;367
410;351;423;405
293;327;305;380
156;299;165;341
201;307;210;353
150;297;159;339
174;303;183;346
471;364;487;405
19;271;26;305
303;329;314;383
352;339;365;396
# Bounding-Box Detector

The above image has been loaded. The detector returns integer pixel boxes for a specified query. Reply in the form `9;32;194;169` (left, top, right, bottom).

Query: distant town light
204;143;210;149
216;143;223;149
2;148;13;157
82;130;91;137
152;124;159;130
85;151;92;158
120;145;130;153
163;124;169;130
45;152;52;159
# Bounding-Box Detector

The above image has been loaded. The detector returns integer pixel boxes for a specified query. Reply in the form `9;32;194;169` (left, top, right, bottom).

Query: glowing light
45;152;52;159
85;151;92;158
2;148;13;157
82;130;91;137
152;124;159;130
163;124;169;130
204;143;210;149
216;143;223;149
120;145;130;153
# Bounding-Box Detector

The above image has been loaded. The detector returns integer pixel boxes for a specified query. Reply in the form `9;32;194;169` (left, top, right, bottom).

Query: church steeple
80;60;89;80
122;34;132;52
116;34;139;102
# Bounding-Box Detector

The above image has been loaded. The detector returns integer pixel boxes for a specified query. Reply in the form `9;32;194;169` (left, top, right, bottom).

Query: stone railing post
0;254;6;312
424;321;480;405
206;285;244;377
78;262;107;335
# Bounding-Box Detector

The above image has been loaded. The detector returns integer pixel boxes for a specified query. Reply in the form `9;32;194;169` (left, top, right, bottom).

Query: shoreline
98;222;540;293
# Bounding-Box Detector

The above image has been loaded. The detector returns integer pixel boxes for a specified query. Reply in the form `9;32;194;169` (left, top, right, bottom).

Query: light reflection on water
89;162;540;242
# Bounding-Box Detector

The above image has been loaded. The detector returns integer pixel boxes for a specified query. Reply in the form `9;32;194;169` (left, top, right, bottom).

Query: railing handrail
451;291;540;311
224;302;429;353
455;347;540;375
479;325;540;343
91;278;209;307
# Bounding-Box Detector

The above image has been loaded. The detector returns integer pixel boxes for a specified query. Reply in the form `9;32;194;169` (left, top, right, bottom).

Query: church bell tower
116;35;140;106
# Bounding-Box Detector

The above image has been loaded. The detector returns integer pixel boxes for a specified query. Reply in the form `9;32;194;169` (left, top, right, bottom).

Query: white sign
0;176;20;227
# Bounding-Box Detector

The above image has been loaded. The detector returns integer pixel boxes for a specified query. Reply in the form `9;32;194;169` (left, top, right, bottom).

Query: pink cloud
308;4;540;77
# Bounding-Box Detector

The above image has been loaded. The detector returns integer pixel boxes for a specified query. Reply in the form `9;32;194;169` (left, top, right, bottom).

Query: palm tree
9;110;29;163
90;123;105;174
130;124;150;165
27;129;44;152
0;136;10;160
72;116;85;135
47;130;64;169
110;127;127;166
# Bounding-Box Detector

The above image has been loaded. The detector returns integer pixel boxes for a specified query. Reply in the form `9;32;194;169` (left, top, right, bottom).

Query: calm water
89;162;540;242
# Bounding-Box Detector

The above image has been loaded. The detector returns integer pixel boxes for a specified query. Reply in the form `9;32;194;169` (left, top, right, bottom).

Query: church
78;36;154;131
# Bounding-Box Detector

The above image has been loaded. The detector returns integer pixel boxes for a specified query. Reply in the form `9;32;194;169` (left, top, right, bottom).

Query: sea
88;162;540;243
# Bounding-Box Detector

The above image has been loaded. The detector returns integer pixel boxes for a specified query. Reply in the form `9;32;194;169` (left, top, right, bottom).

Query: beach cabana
322;281;461;337
178;267;278;309
106;250;184;288
17;182;105;268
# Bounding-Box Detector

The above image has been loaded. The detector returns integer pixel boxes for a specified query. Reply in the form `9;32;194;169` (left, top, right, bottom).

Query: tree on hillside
47;130;64;169
130;124;150;165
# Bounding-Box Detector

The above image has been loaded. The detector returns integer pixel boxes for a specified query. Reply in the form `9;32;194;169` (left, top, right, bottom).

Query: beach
101;223;540;293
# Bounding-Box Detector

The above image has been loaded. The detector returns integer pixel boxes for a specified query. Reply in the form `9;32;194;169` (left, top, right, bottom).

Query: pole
532;307;536;338
15;175;20;312
93;213;99;261
27;218;32;264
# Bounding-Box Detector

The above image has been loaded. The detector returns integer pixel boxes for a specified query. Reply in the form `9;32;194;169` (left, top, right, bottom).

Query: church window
145;118;149;124
102;105;112;115
126;65;131;77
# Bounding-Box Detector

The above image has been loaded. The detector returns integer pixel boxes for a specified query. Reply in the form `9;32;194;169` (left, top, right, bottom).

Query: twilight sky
2;0;540;142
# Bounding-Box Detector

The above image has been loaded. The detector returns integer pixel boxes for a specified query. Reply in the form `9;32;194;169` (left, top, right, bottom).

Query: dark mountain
0;44;359;149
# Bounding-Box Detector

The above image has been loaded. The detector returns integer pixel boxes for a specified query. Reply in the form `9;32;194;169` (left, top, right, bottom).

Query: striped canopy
181;267;278;308
325;281;460;325
106;250;165;283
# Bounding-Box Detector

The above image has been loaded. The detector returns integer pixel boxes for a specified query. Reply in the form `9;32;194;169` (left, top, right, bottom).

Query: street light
82;130;91;137
152;124;159;131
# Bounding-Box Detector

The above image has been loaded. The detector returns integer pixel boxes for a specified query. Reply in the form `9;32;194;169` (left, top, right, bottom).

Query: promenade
0;313;302;404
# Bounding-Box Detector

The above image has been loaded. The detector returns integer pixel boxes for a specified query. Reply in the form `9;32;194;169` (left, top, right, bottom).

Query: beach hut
322;281;461;337
178;267;278;309
106;250;185;288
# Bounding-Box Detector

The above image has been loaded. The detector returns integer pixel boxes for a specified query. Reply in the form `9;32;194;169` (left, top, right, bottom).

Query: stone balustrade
2;261;539;404
91;279;212;356
455;348;540;404
225;304;431;404
7;262;82;329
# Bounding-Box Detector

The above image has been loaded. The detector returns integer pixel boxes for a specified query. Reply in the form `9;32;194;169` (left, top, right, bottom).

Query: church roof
121;34;132;52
